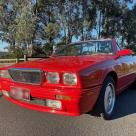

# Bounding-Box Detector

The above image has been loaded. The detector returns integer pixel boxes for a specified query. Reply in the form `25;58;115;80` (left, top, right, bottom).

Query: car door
115;56;128;92
114;42;134;92
121;54;135;84
115;45;135;92
131;54;136;80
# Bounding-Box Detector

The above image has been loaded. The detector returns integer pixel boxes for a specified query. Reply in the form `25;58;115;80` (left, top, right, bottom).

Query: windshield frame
54;39;115;57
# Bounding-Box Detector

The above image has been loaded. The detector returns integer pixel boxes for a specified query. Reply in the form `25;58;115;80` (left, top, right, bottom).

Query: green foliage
126;43;136;54
32;45;46;57
44;23;60;42
0;0;136;57
45;23;60;37
6;45;24;58
14;5;36;45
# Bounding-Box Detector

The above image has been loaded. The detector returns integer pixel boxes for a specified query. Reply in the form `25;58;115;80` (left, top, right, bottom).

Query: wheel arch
92;72;117;119
104;71;118;88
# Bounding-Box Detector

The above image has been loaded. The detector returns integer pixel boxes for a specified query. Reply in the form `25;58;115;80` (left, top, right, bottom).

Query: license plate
10;87;30;101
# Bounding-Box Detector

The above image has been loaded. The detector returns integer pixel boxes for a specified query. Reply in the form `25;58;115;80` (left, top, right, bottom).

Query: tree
43;22;60;55
13;1;36;56
125;5;136;44
0;0;136;57
0;0;36;57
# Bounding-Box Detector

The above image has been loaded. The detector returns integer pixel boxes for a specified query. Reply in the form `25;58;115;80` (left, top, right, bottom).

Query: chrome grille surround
8;68;43;85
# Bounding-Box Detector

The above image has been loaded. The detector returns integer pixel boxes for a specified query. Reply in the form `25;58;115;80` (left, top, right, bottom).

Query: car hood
9;55;113;72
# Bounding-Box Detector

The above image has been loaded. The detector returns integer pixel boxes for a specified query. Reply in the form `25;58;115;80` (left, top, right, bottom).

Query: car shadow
112;84;136;120
89;84;136;120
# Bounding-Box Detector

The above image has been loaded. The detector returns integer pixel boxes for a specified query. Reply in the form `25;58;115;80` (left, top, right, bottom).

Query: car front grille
8;68;43;85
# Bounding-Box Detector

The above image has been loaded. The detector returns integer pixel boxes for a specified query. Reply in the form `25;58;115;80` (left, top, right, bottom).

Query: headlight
46;72;60;84
63;73;77;85
0;70;11;78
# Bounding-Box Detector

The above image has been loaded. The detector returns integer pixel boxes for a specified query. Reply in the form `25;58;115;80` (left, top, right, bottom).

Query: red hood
9;55;113;72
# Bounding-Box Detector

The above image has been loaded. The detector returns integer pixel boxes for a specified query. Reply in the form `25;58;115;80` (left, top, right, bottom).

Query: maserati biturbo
0;38;136;120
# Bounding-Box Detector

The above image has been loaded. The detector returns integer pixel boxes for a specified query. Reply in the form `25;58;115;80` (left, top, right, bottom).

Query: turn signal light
56;95;72;100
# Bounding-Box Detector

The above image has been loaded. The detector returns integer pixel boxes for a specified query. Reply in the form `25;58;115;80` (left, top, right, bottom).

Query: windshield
55;40;114;56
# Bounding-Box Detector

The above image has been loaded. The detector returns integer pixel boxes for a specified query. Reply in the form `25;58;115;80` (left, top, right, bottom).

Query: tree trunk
98;11;102;39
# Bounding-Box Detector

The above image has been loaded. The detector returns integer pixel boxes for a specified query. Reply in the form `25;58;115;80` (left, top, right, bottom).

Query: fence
0;57;42;67
0;58;25;63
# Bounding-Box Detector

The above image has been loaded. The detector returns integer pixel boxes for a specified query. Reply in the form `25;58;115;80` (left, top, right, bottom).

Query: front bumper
2;81;101;116
5;96;82;116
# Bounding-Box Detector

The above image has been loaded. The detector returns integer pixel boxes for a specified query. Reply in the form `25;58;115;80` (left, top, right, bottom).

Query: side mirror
118;49;133;57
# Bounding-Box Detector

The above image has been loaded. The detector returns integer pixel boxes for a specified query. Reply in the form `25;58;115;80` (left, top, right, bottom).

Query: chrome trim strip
9;68;42;72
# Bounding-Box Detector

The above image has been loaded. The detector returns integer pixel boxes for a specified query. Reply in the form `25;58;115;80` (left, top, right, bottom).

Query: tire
131;80;136;88
94;76;116;120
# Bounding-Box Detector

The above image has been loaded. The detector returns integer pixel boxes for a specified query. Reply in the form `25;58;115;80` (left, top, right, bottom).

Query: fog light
2;90;10;97
46;99;62;109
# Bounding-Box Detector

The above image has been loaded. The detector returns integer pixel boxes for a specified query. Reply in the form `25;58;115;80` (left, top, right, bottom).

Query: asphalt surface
0;86;136;136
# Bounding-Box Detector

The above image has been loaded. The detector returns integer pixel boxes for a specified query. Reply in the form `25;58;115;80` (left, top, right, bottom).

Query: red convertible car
0;38;136;120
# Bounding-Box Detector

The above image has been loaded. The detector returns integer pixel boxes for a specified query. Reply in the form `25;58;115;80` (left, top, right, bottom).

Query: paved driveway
0;86;136;136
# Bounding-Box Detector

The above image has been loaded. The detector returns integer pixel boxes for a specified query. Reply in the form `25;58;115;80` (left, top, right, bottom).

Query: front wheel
94;77;116;120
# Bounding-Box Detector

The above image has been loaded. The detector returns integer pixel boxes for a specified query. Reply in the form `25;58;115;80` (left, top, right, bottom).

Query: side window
98;41;113;54
105;41;113;53
82;43;97;54
116;44;121;51
116;38;123;51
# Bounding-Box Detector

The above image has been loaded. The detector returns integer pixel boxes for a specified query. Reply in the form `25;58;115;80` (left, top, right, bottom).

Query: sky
0;41;8;52
0;1;136;52
128;0;136;9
